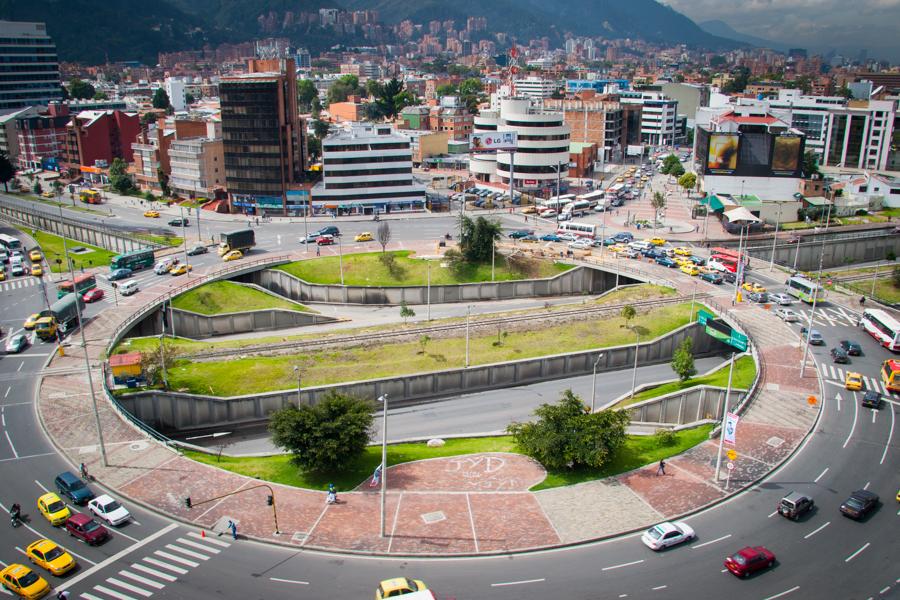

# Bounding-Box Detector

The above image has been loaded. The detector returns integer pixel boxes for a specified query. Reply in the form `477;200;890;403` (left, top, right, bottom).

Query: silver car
775;308;800;322
768;292;793;305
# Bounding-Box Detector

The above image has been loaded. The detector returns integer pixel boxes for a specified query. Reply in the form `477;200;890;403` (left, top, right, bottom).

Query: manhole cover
766;436;784;448
129;441;149;452
291;532;308;544
421;511;446;524
766;383;780;391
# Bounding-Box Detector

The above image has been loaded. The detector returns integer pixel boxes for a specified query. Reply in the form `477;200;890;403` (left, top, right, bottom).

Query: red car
65;513;110;545
316;235;335;246
724;546;775;577
83;288;105;303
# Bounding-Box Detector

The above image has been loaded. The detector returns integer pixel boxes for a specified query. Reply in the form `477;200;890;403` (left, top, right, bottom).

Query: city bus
576;190;606;207
562;200;592;217
557;221;597;238
0;233;22;252
708;255;738;274
785;275;826;304
860;309;900;352
57;274;96;299
541;194;576;209
709;247;747;265
79;189;102;204
881;359;900;392
110;249;155;272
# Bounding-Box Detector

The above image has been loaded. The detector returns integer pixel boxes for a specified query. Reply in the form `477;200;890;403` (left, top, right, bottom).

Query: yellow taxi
641;175;650;182
23;313;41;330
673;246;692;256
30;263;43;277
616;177;625;183
522;206;538;214
37;493;70;526
222;250;243;262
143;210;160;218
354;232;374;242
674;256;693;267
25;540;75;577
609;243;629;254
0;270;5;281
170;263;192;276
648;237;666;246
680;264;700;276
40;191;55;199
845;372;863;391
29;249;42;262
376;577;428;600
742;282;767;294
0;564;49;599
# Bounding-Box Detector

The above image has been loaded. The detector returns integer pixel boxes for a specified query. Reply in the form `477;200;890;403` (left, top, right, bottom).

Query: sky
662;0;900;62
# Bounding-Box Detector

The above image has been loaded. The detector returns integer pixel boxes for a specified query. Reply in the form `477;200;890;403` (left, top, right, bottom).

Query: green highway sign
728;330;749;352
697;309;715;326
701;314;749;352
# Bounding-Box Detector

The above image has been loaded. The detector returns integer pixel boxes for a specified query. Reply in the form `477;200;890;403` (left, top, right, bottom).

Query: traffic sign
726;449;737;461
697;309;715;326
726;462;734;470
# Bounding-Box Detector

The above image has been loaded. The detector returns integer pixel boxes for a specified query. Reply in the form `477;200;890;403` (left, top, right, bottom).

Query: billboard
739;133;770;167
469;132;518;152
707;134;739;173
772;136;802;174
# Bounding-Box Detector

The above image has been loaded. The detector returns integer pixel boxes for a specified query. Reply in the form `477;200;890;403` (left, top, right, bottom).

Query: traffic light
266;495;274;506
184;497;192;509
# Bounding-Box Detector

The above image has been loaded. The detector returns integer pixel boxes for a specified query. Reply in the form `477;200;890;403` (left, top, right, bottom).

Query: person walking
315;245;320;257
228;520;237;540
657;459;666;476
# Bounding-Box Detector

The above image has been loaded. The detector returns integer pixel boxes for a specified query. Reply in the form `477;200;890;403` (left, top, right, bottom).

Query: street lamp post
629;332;641;398
426;261;431;321
180;206;189;276
378;394;388;538
293;366;301;405
800;203;832;377
690;281;697;322
465;305;472;368
769;202;782;271
713;352;736;483
338;235;344;286
590;353;605;413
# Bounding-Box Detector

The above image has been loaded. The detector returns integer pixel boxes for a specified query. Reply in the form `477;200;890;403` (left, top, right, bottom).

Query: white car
89;494;131;526
775;308;800;322
768;292;793;305
558;233;578;242
641;521;695;550
568;240;592;250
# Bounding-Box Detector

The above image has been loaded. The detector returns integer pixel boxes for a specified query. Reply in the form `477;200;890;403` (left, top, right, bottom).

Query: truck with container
218;229;256;256
34;293;85;340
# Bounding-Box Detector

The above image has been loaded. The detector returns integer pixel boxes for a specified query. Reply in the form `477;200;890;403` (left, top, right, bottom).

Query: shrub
654;428;677;447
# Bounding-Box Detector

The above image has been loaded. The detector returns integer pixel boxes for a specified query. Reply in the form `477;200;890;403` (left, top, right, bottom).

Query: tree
326;74;363;105
651;191;667;213
108;157;134;194
435;83;457;97
802;151;820;178
893;266;900;288
669;162;685;178
313;119;331;140
32;180;42;195
660;154;680;175
152;88;171;110
399;301;415;323
507;389;631;470
376;221;392;254
677;172;697;194
185;92;195;105
93;90;108;100
671;337;697;381
157;168;170;197
269;393;374;474
0;152;14;192
458;215;502;263
458;78;485;113
369;78;413;120
137;340;181;388
306;136;322;162
297;79;318;111
621;304;636;328
67;78;95;100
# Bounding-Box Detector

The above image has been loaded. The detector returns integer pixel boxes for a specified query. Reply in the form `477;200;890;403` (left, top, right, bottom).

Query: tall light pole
378;394;388;538
690;281;697;322
769;201;783;271
465;305;471;368
426;261;431;321
590;353;605;413
338;235;344;286
713;352;736;483
180;206;189;276
792;236;802;272
800;203;832;377
629;331;641;399
293;366;301;405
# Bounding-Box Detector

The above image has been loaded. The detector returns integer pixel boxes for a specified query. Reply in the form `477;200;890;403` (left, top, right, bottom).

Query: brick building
63;109;141;171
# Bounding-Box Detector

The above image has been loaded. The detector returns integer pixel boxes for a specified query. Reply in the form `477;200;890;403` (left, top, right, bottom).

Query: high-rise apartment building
0;21;62;110
220;58;306;214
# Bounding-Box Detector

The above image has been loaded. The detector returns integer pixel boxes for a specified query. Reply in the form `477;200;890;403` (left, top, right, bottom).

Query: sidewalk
35;249;823;556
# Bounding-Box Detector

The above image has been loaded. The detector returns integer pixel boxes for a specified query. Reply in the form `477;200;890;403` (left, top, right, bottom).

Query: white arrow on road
835;393;842;412
184;432;232;441
871;409;878;424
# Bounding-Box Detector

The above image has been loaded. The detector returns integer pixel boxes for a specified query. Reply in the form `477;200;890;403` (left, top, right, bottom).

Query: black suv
777;491;814;520
168;217;189;227
840;489;878;519
55;471;94;505
861;391;883;409
839;340;862;356
830;347;849;364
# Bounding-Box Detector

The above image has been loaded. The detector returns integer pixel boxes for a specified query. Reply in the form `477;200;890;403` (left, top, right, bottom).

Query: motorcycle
373;214;380;221
10;511;21;528
444;233;452;240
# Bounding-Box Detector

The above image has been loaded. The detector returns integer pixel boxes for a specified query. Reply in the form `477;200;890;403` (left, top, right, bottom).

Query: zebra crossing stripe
165;543;210;561
186;531;230;547
141;556;187;575
79;593;105;600
152;550;198;568
130;563;177;582
104;577;153;597
175;537;220;554
91;585;137;600
118;570;165;590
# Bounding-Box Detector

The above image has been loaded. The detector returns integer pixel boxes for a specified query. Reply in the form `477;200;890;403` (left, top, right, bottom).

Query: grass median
28;229;118;273
171;280;312;315
275;250;574;286
161;302;693;396
183;425;713;492
614;355;756;408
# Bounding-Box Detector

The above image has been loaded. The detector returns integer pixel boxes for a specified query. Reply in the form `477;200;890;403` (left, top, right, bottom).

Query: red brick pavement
356;453;546;492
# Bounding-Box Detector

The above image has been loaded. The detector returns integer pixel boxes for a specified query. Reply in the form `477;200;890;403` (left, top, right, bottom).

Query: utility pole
465;305;471;368
378;394;388;538
713;353;736;483
590;353;605;413
800;203;832;377
629;332;641;398
769;202;782;271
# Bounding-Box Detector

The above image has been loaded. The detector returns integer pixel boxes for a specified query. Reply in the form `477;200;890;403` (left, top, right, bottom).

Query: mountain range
698;20;787;53
0;0;741;65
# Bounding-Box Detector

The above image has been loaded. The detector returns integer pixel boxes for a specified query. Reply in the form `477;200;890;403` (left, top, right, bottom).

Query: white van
119;280;139;296
154;257;176;275
629;240;652;252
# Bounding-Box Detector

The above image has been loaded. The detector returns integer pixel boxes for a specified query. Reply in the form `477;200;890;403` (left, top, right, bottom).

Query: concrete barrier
624;386;743;426
168;307;337;339
745;234;900;271
115;321;732;434
245;264;640;306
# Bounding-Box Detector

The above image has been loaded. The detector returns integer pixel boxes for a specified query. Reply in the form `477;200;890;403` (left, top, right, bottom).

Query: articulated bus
0;233;22;252
110;249;155;272
881;359;900;393
785;275;826;304
557;221;597;238
57;274;96;299
860;309;900;352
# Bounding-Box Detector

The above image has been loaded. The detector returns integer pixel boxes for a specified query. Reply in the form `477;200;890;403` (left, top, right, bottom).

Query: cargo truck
218;229;256;256
34;293;85;340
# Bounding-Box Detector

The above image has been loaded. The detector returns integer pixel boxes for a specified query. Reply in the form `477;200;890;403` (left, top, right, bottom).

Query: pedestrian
657;459;666;476
315;246;320;257
255;217;259;226
860;295;866;306
524;215;528;222
56;591;70;600
228;519;237;540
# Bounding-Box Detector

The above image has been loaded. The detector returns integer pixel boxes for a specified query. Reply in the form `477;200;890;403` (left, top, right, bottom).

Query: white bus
860;309;900;352
562;200;592;217
557;221;597;238
542;194;576;209
576;190;606;207
0;234;22;252
785;275;826;304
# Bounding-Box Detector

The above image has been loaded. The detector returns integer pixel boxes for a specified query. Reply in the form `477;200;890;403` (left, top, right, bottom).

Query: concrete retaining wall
115;321;731;433
625;386;742;426
169;308;336;339
246;264;639;306
745;235;900;271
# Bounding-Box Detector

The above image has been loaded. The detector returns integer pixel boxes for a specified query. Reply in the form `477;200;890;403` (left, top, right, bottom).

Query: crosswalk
0;276;39;292
794;305;860;328
78;532;231;600
818;363;891;396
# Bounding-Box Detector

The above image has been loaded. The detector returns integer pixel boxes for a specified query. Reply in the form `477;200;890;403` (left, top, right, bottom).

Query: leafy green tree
660;154;680;174
621;304;636;327
32;180;42;195
802;151;820;178
399;301;415;323
326;74;363;105
459;215;502;263
458;78;485;113
152;88;171;110
67;78;95;100
671;337;697;381
0;152;15;192
669;162;685;178
651;191;667;213
269;393;374;474
369;78;414;120
185;92;195;105
157;168;170;197
677;172;697;193
313;119;331;140
297;79;318;111
507;389;631;470
436;83;458;97
108;158;134;194
306;136;321;162
93;90;109;100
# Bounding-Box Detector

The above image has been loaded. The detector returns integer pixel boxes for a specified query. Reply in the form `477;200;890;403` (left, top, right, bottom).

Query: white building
470;95;571;192
164;77;187;112
620;91;678;147
313;123;426;214
0;21;62;110
513;77;560;99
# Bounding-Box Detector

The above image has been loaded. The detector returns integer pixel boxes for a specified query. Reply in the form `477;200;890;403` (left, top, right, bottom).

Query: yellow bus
79;189;102;204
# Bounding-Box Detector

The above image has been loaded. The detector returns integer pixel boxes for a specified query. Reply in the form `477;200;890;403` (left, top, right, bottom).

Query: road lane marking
0;452;56;462
814;467;829;483
3;431;17;458
881;401;895;465
767;510;778;518
130;563;177;582
803;521;830;539
652;585;667;591
92;584;137;600
872;409;878;424
764;586;800;600
109;527;141;544
845;542;870;562
491;578;546;587
164;543;209;561
141;556;187;575
4;387;9;398
54;523;179;592
105;577;152;597
80;594;104;600
880;587;890;595
118;571;165;590
175;537;220;554
154;550;199;568
863;481;870;490
270;578;309;585
691;534;731;549
186;531;230;547
843;393;859;449
602;559;644;571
